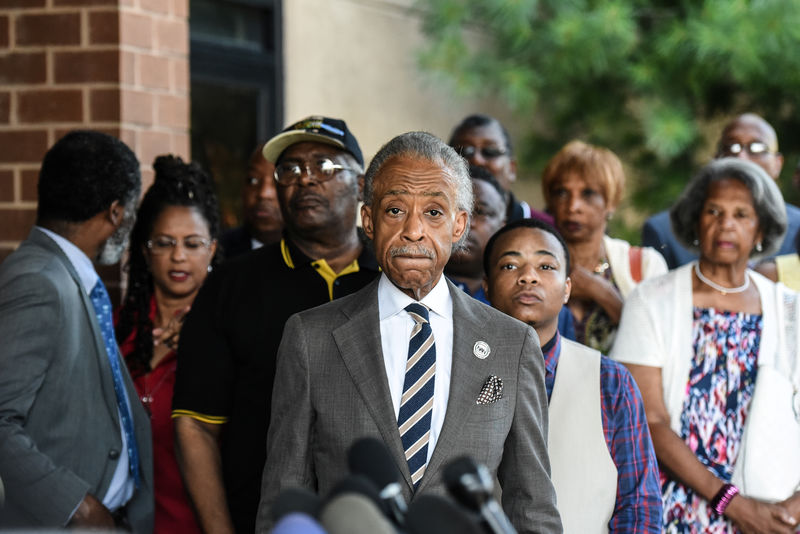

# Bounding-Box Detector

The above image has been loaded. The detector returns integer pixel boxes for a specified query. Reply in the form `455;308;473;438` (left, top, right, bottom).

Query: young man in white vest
483;218;662;533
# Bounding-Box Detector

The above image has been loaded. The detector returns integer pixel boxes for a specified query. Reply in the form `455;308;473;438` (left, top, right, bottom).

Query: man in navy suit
642;113;800;268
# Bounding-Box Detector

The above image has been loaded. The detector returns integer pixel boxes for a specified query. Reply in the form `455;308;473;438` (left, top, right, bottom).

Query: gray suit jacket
256;277;561;533
0;229;153;531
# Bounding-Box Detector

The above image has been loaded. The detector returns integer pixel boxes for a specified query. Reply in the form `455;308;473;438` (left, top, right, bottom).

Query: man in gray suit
0;131;153;531
257;131;561;533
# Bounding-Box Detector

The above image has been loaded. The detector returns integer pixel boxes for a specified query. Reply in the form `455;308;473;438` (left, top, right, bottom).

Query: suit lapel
332;279;414;490
30;229;121;427
417;281;494;492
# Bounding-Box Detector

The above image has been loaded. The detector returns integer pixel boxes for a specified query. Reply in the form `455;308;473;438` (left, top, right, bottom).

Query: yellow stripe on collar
280;238;294;268
312;258;360;300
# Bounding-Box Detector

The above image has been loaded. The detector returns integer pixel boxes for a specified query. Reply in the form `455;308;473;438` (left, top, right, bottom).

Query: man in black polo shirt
172;116;380;534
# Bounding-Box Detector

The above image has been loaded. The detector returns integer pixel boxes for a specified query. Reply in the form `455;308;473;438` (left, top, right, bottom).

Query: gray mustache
389;246;435;259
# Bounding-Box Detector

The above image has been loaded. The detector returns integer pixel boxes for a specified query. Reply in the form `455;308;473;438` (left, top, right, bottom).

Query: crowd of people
0;110;798;534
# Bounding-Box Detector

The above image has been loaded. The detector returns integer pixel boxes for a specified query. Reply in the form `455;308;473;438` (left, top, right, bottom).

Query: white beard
97;205;136;265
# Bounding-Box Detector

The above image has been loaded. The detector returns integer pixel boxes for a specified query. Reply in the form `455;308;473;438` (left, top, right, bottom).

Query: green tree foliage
417;0;800;239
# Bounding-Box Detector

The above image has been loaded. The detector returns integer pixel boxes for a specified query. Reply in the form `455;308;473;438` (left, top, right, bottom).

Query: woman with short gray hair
612;158;800;532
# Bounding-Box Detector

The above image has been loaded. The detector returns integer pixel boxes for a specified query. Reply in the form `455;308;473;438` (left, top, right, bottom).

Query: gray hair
670;157;787;259
364;131;473;248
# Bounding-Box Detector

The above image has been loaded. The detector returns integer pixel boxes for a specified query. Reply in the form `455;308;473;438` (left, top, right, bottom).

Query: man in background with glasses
449;113;554;225
172;116;380;534
642;113;800;269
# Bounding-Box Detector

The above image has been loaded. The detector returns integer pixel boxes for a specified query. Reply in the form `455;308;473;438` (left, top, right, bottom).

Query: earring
692;238;699;246
605;212;613;221
207;264;213;273
755;242;763;252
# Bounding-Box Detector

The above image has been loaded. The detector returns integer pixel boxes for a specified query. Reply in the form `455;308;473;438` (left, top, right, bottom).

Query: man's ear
452;209;469;244
482;275;490;304
108;200;124;226
361;204;374;240
563;276;572;304
508;158;518;184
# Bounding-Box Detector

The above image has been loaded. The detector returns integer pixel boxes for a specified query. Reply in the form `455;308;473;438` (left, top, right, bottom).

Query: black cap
262;115;364;167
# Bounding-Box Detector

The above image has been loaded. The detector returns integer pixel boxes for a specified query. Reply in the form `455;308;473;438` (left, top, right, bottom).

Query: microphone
406;494;484;534
326;474;388;516
347;436;408;526
320;493;398;534
443;456;517;534
271;512;328;534
271;487;323;523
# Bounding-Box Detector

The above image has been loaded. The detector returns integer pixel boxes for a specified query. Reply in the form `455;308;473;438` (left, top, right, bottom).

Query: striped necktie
398;302;436;488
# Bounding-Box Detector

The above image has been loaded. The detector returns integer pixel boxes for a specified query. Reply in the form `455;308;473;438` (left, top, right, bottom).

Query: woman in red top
116;155;220;534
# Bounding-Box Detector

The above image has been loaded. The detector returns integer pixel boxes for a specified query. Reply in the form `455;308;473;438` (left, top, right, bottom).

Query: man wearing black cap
172;116;380;534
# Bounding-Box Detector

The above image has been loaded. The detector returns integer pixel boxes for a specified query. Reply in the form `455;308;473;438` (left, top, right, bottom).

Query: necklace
694;263;750;295
594;259;610;274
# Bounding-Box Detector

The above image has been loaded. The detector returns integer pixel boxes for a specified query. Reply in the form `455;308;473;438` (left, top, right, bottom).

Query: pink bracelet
711;483;739;516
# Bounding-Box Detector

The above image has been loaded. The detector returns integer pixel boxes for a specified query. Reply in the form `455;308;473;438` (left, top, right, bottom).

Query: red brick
155;19;187;55
0;16;9;48
140;167;154;191
120;89;153;125
119;128;136;152
0;92;9;124
0;170;13;202
140;54;170;90
139;129;171;166
89;10;119;45
2;0;46;7
20;168;38;202
54;0;116;6
120;12;152;49
173;131;189;159
172;57;188;93
0;209;37;242
0;130;48;163
54;50;119;84
140;0;169;14
0;52;47;85
90;88;120;122
173;0;188;18
16;13;81;46
157;94;188;129
18;89;83;123
121;50;136;84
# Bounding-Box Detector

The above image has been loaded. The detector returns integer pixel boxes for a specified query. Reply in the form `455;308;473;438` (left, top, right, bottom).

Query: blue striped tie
398;302;436;488
90;279;141;487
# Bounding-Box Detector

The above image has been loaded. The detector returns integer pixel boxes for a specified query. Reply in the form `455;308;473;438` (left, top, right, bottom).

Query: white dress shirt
37;227;135;512
377;273;453;463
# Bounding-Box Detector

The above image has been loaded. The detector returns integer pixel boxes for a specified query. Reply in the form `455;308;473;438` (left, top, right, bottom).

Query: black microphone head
348;436;403;490
406;494;484;534
442;456;494;511
271;487;322;522
326;474;387;513
320;493;398;534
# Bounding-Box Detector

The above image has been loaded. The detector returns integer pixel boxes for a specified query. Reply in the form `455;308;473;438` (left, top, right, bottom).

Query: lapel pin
473;341;490;359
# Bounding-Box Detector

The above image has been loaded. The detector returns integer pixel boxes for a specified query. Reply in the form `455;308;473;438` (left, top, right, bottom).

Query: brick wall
0;0;189;289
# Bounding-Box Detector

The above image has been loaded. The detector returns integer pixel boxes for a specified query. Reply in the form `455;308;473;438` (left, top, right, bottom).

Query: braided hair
116;155;221;376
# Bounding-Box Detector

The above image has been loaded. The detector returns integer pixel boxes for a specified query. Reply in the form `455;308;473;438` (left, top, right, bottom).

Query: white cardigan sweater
611;262;800;499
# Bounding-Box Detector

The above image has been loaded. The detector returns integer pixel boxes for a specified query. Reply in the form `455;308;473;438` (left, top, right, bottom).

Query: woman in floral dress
612;158;800;533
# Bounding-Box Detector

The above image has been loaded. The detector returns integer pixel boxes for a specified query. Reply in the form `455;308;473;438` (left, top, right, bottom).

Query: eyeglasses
453;145;508;160
273;158;357;186
146;236;213;255
718;141;773;158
